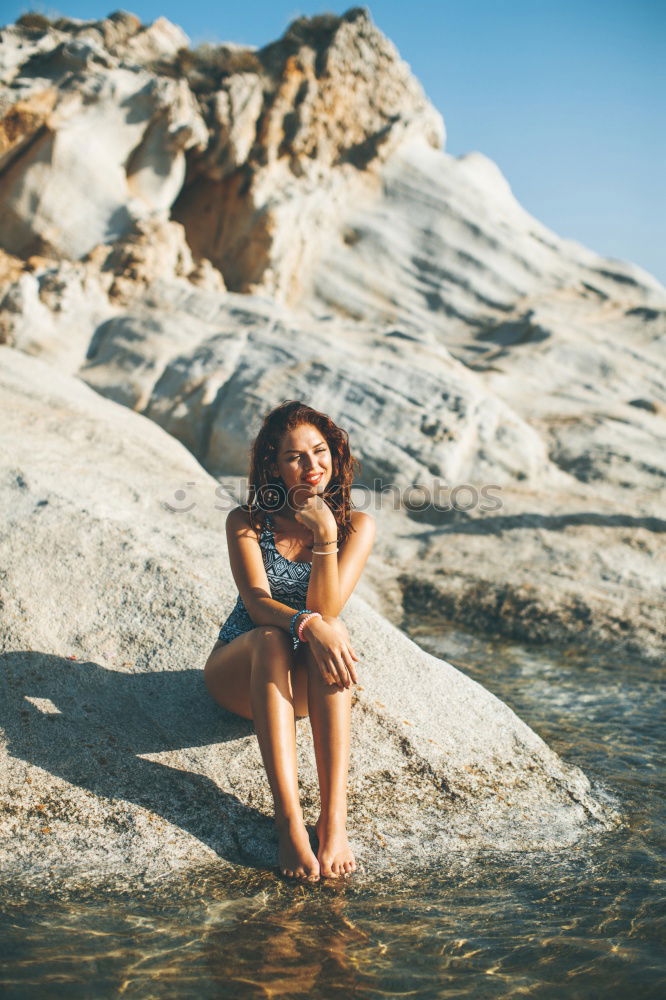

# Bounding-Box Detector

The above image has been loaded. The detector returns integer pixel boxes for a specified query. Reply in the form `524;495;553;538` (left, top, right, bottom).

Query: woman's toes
278;818;321;881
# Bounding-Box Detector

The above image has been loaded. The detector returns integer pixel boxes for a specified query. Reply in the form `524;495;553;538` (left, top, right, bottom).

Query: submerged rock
0;347;620;890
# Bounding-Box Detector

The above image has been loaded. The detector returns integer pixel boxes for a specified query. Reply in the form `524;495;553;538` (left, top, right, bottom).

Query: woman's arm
305;510;376;617
225;507;307;631
225;505;370;688
298;509;375;687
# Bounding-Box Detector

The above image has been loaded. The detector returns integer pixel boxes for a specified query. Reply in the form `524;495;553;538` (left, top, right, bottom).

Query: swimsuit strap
261;514;281;555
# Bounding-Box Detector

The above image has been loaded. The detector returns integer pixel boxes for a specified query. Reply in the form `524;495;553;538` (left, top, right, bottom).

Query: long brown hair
245;401;361;544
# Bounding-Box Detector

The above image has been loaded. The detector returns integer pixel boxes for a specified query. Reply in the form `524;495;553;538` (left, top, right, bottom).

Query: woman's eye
289;448;326;463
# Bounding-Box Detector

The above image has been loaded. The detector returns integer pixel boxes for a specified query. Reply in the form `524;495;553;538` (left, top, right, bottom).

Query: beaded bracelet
312;547;339;555
297;611;322;642
289;609;314;646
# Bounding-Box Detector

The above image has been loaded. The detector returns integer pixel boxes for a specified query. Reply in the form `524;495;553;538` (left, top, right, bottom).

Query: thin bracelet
314;539;337;546
312;548;339;555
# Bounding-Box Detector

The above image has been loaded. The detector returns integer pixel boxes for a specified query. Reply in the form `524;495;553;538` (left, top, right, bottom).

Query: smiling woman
203;401;376;882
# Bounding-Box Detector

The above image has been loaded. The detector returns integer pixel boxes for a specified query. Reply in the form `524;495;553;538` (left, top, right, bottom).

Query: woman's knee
250;626;293;673
204;639;225;674
251;625;292;650
250;627;307;711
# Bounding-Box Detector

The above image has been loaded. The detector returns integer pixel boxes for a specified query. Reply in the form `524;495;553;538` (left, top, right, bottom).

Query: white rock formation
0;11;206;258
79;288;556;487
0;347;619;890
0;7;664;663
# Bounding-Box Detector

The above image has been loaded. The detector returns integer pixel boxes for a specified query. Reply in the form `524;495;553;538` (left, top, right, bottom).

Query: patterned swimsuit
218;514;312;649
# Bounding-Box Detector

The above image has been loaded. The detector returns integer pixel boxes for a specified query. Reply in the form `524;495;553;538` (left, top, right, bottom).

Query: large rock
0;9;443;302
0;347;619;890
79;288;556;487
0;12;207;258
304;135;665;340
304;134;666;497
0;218;224;371
0;8;664;662
172;7;444;302
1;240;663;659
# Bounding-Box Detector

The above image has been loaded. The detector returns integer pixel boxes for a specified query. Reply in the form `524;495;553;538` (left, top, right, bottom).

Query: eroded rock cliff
0;7;664;662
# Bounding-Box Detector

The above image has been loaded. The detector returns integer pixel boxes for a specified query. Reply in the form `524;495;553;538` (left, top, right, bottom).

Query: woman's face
274;423;333;508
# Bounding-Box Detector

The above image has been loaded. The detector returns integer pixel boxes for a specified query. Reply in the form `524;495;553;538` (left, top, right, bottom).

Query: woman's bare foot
277;815;320;881
314;815;357;878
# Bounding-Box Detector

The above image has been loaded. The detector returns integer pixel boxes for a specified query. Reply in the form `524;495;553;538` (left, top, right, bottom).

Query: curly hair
244;401;361;544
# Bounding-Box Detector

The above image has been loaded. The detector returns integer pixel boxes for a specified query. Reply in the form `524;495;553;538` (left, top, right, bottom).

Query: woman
204;400;376;882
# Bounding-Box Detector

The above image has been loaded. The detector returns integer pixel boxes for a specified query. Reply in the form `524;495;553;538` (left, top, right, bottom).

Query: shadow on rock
0;651;274;869
405;508;666;533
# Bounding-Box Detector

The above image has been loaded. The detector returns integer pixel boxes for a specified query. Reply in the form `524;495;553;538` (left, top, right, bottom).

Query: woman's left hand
294;495;337;539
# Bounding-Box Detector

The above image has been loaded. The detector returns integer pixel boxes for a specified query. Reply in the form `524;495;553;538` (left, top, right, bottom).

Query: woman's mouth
303;473;323;485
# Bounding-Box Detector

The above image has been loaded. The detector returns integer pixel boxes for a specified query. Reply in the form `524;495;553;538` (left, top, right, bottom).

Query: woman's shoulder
350;509;373;524
227;504;249;525
226;505;264;536
349;509;376;536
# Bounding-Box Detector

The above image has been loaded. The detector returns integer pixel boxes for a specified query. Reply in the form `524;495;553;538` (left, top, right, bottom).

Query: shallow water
2;630;664;998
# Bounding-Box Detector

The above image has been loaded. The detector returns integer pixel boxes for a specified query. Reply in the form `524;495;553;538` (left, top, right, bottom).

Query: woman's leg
204;629;319;880
297;639;357;878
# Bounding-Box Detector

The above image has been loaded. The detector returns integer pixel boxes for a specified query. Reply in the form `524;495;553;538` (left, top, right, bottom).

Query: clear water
2;630;664;998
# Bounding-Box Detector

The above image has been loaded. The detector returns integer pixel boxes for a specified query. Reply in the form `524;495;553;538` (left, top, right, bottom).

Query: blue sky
4;1;665;283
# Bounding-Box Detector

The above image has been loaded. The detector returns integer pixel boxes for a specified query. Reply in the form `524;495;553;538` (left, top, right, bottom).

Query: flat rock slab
0;348;621;890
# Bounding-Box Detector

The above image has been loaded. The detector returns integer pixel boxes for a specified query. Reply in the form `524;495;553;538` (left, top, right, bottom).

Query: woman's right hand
301;615;359;689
